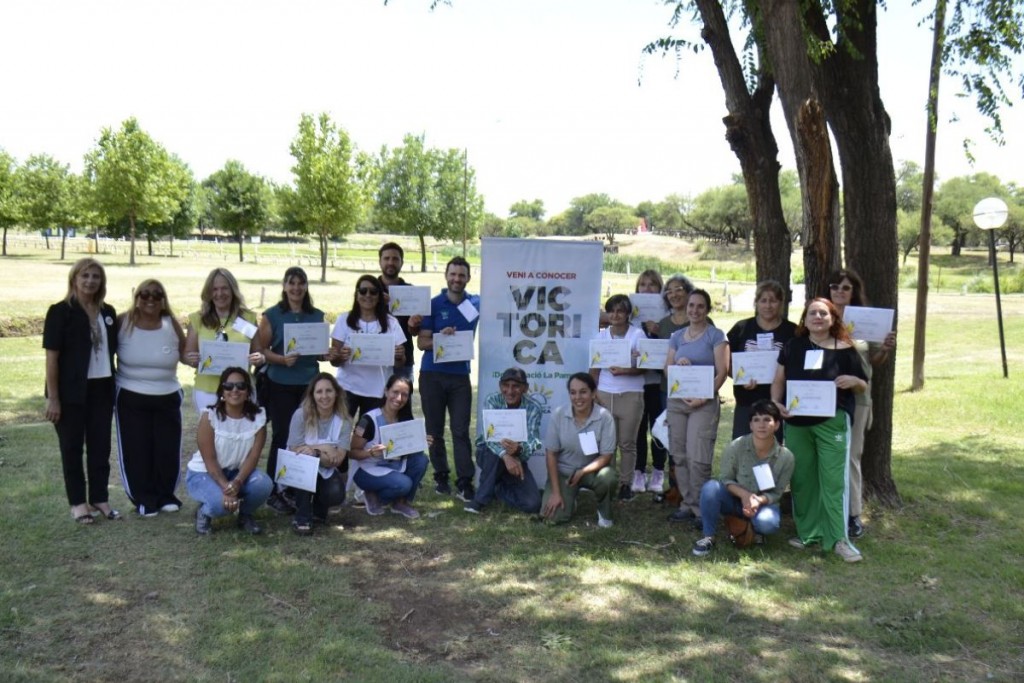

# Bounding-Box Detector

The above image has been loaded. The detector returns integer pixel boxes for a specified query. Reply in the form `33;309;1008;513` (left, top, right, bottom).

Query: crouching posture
692;400;793;556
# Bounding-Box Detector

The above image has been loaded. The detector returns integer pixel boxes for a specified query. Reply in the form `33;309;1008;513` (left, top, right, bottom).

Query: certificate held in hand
433;330;474;363
347;333;396;366
481;409;528;442
198;340;250;376
378;418;429;459
283;322;329;356
666;365;715;399
274;449;319;493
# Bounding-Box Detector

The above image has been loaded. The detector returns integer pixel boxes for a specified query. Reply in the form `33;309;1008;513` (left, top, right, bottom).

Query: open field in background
1;238;1023;681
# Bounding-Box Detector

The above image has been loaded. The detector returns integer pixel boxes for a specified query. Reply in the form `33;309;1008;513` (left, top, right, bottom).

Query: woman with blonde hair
183;268;265;415
43;258;120;524
114;279;187;517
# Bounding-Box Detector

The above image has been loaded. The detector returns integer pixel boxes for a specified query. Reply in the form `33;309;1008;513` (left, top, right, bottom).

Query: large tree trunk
418;233;427;272
129;214;137;266
2;226;7;256
238;232;245;263
694;0;791;308
60;230;67;260
761;1;841;304
319;229;328;283
913;0;946;392
817;0;901;507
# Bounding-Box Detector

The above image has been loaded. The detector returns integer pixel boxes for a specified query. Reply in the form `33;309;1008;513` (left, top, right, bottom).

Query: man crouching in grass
692;399;794;557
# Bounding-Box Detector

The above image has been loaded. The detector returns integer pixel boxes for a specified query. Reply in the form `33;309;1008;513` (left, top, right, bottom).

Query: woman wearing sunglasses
185;367;272;535
329;275;407;419
183;268;264;415
114;280;187;517
824;268;897;539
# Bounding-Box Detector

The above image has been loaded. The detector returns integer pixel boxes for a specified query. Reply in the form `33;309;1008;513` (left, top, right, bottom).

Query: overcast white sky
2;0;1019;217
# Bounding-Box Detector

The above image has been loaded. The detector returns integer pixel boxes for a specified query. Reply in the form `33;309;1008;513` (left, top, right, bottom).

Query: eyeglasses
137;290;164;301
357;287;380;296
829;283;853;292
664;287;688;295
221;381;249;392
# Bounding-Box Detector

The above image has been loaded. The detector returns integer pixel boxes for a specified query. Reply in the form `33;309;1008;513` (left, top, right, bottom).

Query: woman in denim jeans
185;367;272;535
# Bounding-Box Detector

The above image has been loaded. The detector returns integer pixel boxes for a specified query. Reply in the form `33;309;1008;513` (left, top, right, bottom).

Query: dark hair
825;268;868;306
689;288;712;310
277;266;315;313
346;274;390;331
749;398;781;423
379;242;404;260
796;298;852;344
754;279;785;303
213;367;260;421
566;371;596;392
445;256;471;275
384;373;414;399
635;269;663;293
604;293;632;315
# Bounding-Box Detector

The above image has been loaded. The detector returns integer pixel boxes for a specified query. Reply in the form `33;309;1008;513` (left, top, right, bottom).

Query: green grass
1;244;1023;681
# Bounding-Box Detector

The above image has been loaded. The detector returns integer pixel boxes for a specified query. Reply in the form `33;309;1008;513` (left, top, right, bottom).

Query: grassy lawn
1;244;1022;681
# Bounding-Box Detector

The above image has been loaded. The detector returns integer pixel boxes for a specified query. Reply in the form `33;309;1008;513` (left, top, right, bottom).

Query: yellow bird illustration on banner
390;299;401;313
276;465;287;481
639;351;649;367
736;366;747;381
669;379;680;396
435;344;445;360
591;351;601;366
201;356;213;372
286;337;297;353
385;438;395;455
788;395;800;411
352;346;362;361
486;423;495;439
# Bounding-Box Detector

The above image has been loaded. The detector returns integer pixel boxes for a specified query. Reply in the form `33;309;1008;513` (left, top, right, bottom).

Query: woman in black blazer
43;258;121;524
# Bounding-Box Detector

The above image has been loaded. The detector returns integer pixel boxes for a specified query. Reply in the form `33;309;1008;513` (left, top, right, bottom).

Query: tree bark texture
693;0;792;307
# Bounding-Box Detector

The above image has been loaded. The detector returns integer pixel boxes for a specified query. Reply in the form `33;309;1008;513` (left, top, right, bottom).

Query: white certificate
629;293;667;323
198;340;250;376
346;333;396;366
578;430;598;456
785;380;836;418
589;338;631;369
433;330;474;363
231;316;258;339
481;409;528;442
843;306;895;343
457;298;479;323
752;462;776;491
283;322;329;356
731;351;778;385
274;448;319;493
378;418;428;459
667;365;715;399
636;339;670;369
387;285;431;317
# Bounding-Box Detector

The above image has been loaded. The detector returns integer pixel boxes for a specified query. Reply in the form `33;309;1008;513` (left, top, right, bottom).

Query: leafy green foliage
204;160;270;263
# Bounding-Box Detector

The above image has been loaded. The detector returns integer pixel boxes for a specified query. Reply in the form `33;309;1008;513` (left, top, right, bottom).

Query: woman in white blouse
115;279;187;517
185;368;272;535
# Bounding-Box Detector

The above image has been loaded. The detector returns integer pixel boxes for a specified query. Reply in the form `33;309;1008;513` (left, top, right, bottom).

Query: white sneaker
160;503;180;513
647;469;665;493
834;540;863;563
631;470;646;493
597;512;614;528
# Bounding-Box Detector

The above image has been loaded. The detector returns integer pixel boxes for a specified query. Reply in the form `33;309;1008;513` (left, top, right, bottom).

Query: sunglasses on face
137;290;164;301
829;283;853;292
221;381;249;392
357;287;380;296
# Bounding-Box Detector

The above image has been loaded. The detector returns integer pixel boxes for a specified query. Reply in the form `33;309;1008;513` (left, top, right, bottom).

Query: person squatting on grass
464;367;543;515
44;258;122;525
114;278;187;518
541;373;618;528
285;373;353;536
772;298;868;563
348;374;431;520
591;294;646;503
186;367;273;536
692;399;795;557
665;288;729;525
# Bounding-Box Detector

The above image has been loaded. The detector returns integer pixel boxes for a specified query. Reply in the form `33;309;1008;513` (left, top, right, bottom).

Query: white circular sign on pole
972;197;1009;231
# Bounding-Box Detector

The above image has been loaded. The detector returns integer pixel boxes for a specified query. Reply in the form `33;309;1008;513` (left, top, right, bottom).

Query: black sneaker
195;508;212;535
618;484;634;501
237;514;263;535
848;515;865;539
667;507;695;523
267;492;296;515
455;484;475;503
692;536;715;557
435;480;452;495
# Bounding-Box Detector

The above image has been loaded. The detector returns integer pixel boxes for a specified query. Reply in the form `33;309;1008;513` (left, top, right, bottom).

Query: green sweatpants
784;413;855;552
541;466;617;524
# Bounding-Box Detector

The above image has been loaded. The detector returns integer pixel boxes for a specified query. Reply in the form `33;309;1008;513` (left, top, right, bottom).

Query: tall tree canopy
0;149;17;257
204;160;270;263
14;154;74;258
84;117;186;265
290;113;367;283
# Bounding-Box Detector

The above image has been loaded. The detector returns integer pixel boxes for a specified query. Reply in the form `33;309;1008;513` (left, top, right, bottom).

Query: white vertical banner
477;238;604;450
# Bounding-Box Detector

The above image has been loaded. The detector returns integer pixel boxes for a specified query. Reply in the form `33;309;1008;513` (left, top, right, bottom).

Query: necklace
685;325;706;341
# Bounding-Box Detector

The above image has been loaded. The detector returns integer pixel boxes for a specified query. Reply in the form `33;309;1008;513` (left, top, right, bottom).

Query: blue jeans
699;479;781;537
186;467;273;518
419;371;473;488
353;453;428;505
473;446;541;513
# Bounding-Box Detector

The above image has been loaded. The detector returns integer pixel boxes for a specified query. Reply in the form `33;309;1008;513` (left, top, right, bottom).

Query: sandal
92;504;122;521
292;520;314;536
72;511;95;525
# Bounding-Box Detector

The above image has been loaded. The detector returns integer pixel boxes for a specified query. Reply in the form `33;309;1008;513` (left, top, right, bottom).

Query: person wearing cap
464;368;543;514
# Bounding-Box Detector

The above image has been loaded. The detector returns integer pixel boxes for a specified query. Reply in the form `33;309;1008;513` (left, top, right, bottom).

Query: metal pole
988;230;1009;378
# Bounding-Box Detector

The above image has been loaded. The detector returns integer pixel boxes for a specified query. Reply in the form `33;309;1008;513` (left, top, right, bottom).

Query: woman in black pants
43;258;120;524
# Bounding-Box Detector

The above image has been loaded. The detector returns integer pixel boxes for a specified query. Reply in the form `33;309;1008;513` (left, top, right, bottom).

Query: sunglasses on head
221;381;249;392
829;283;853;292
137;290;163;301
357;286;380;296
